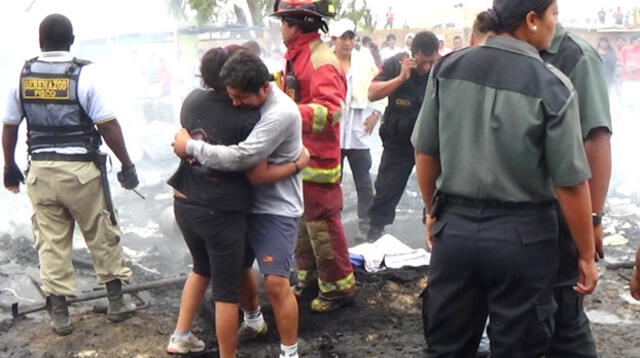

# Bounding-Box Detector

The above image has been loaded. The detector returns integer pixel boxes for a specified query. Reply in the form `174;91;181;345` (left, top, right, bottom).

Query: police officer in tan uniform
2;14;138;335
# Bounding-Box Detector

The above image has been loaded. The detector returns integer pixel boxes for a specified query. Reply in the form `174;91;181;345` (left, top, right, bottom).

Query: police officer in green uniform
366;31;439;240
411;1;599;356
541;24;612;358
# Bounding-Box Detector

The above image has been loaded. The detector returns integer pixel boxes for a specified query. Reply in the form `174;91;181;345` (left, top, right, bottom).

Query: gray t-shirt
186;84;303;217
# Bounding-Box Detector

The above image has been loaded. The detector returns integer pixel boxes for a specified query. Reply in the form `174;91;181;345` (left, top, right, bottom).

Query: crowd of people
3;0;640;358
598;6;640;26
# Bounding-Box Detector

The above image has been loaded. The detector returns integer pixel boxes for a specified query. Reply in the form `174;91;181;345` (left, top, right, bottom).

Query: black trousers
423;204;559;358
368;145;415;227
341;149;374;220
548;209;597;358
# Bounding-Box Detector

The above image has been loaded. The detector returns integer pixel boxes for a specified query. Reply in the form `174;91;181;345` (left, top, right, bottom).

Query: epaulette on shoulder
73;58;93;67
309;40;340;71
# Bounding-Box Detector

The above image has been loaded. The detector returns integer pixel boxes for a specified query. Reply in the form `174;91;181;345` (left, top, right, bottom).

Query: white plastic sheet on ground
349;234;430;272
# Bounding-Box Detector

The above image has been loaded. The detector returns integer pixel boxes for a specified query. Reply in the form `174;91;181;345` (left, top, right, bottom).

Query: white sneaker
279;352;299;358
166;332;205;354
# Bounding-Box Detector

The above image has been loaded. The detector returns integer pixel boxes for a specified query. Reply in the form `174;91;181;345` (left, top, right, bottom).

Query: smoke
609;82;640;197
0;1;638;257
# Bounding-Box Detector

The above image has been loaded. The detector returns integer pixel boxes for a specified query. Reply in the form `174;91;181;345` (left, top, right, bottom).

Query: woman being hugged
412;1;598;357
166;46;308;357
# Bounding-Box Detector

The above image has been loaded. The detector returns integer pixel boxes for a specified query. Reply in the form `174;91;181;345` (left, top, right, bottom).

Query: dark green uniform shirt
541;24;613;139
411;36;591;203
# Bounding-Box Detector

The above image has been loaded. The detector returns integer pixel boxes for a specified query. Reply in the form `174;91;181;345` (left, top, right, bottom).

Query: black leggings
173;198;246;303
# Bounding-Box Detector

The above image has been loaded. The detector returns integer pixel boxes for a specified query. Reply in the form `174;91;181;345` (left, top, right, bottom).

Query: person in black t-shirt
166;46;308;357
365;31;439;240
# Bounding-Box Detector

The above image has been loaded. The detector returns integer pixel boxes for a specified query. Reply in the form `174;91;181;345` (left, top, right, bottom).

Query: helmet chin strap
319;19;329;33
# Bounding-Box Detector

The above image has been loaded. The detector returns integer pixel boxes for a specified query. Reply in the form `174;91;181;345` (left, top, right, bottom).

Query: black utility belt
439;192;555;210
30;152;95;162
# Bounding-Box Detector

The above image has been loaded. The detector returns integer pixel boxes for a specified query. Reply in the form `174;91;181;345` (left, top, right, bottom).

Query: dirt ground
1;260;639;358
2;182;640;358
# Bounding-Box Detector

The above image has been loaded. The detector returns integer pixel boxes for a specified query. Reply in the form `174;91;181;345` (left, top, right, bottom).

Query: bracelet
592;213;603;227
292;161;301;174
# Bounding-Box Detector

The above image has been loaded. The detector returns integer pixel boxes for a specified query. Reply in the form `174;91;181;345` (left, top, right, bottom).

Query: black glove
117;165;139;190
4;164;25;188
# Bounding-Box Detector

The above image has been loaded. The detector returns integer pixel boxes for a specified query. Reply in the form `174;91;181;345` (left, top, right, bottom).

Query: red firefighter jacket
284;32;347;184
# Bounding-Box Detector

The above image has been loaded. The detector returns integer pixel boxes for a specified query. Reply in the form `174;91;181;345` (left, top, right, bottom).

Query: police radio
285;60;300;102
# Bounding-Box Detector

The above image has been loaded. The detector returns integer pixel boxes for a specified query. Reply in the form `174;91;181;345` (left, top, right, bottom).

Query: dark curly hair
411;31;439;57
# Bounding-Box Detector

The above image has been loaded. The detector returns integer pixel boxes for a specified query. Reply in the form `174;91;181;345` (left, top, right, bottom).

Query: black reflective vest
379;57;430;148
19;57;101;158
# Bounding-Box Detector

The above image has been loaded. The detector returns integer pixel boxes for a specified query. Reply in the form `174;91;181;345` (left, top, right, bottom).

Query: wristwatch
592;213;603;227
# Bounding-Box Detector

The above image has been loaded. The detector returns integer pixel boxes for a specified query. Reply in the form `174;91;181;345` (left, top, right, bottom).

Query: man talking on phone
365;31;439;240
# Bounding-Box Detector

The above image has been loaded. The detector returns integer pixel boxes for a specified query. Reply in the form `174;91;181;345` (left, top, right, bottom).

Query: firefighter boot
105;280;136;322
46;295;73;336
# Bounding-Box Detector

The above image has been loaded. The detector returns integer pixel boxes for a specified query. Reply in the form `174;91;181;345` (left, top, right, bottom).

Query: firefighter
270;0;355;312
2;14;138;335
540;23;613;358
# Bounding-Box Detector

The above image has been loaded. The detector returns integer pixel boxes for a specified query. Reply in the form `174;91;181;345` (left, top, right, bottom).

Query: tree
246;0;276;27
337;0;377;33
166;0;275;27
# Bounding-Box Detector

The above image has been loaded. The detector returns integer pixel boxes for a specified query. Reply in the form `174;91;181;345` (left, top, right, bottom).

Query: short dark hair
39;14;74;50
362;36;373;46
220;51;270;94
453;35;462;41
411;31;439;57
200;45;245;92
386;34;396;42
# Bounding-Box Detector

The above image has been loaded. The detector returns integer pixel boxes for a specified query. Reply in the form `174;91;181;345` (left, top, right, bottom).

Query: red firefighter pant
295;182;355;299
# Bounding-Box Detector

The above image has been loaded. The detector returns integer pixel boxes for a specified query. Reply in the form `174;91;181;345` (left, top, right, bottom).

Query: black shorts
174;198;246;303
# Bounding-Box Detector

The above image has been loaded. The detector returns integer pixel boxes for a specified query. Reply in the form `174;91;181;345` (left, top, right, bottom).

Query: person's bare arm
368;56;414;102
97;119;133;168
246;147;310;185
415;151;440;249
555;181;598;295
584;128;612;260
2;124;21;193
631;246;640;300
363;111;381;135
415;151;440;212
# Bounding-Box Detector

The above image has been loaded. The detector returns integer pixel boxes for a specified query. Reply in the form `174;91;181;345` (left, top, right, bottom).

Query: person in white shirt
380;33;402;62
403;32;415;53
329;19;385;240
